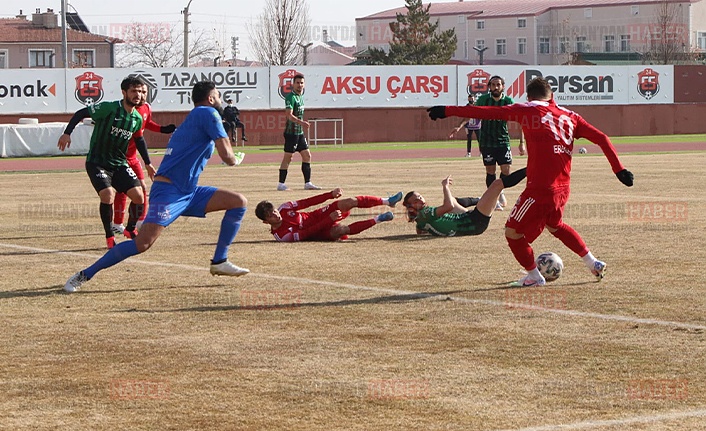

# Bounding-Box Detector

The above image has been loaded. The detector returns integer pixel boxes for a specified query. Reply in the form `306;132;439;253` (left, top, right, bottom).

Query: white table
0;122;93;158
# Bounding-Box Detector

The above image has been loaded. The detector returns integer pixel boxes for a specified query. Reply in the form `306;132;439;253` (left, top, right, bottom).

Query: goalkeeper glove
616;169;634;187
427;106;447;121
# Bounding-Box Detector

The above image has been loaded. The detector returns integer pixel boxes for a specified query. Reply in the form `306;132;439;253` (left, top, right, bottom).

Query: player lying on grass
427;76;634;286
255;190;404;242
403;170;526;237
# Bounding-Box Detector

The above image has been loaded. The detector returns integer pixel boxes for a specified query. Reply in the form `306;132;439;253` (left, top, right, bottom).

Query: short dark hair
120;77;145;91
489;75;505;86
402;191;416;208
255;201;275;221
526;77;552;100
192;80;216;105
293;74;305;82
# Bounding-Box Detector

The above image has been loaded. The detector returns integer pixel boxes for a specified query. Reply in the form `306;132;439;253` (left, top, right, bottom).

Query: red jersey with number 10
446;98;624;192
126;103;162;161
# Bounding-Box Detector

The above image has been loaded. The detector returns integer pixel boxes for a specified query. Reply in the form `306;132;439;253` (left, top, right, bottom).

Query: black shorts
85;162;141;194
480;147;512;166
458;208;491;236
283;133;309;153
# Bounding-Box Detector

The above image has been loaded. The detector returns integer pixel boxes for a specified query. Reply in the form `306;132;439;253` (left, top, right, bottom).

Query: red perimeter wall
3;103;705;149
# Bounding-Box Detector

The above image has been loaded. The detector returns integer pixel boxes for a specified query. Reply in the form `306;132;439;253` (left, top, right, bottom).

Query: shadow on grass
115;289;466;314
0;285;65;299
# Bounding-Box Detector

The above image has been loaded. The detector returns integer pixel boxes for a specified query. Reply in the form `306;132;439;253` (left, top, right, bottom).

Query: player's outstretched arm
434;176;455;217
58;107;91;151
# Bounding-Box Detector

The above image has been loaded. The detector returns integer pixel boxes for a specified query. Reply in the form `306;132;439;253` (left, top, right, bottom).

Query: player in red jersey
255;189;404;242
428;77;634;286
111;94;175;237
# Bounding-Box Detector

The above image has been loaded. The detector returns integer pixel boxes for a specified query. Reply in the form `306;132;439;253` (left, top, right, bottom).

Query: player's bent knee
330;225;348;239
505;227;523;240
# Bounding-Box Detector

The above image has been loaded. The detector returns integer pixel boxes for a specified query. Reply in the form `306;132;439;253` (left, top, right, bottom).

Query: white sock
381;197;390;205
528;267;544;280
582;251;597;268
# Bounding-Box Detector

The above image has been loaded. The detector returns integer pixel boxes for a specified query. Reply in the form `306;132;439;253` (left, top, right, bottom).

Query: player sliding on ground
255;190;404;242
403;170;526;236
428;77;634;287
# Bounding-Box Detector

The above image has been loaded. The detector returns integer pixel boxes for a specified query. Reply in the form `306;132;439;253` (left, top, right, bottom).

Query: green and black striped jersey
475;93;514;149
86;100;143;169
284;92;305;135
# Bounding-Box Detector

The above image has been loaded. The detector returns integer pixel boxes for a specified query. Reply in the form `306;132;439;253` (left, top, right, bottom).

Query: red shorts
505;188;570;243
303;201;350;241
126;157;145;181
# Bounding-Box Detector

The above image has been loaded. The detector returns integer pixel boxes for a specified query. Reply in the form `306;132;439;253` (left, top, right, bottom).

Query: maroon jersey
272;192;337;242
446;98;625;192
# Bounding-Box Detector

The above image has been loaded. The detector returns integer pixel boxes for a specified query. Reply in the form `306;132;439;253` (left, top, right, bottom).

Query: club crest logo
467;69;491;95
74;71;104;106
278;69;303;100
637;68;659;100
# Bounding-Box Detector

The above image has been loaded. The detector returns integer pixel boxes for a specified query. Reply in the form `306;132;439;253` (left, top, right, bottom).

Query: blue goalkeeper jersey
156;106;227;193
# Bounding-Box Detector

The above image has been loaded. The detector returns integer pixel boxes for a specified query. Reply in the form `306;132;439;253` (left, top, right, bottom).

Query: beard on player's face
490;89;502;97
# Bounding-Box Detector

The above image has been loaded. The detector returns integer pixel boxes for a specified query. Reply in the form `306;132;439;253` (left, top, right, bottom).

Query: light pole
182;0;194;67
61;0;68;68
473;46;488;65
298;42;313;65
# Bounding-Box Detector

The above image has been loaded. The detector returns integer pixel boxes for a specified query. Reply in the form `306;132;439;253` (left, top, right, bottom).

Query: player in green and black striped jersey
277;73;321;191
474;75;525;210
58;77;147;249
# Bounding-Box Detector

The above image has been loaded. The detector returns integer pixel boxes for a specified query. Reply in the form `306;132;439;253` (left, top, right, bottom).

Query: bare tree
116;22;218;68
247;0;311;66
646;1;688;64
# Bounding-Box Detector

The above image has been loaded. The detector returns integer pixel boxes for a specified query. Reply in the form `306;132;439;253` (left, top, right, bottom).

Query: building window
0;50;7;69
458;15;465;24
517;18;527;28
476;39;485;50
518;38;527;55
584;8;592;18
560;37;570;54
496;38;506;55
576;36;588;53
72;49;95;67
631;5;639;16
29;50;53;68
604;35;615;52
620;35;631;52
698;32;706;50
476;20;485;30
539;37;550;54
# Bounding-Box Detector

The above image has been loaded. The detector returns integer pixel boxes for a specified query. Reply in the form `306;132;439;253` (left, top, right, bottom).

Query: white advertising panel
456;65;673;106
64;67;271;113
269;65;458;108
0;69;66;114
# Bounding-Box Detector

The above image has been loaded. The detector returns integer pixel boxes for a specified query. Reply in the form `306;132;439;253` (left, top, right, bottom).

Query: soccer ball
536;252;564;282
578;147;587;154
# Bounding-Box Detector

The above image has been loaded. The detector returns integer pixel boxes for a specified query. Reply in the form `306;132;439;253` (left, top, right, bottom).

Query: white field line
496;408;706;431
1;242;705;331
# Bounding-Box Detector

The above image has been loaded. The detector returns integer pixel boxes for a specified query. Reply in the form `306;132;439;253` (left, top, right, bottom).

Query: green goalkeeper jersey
86;100;143;170
284;91;305;135
474;93;514;149
415;206;483;237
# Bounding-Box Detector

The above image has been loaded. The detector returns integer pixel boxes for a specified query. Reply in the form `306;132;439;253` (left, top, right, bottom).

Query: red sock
114;192;128;224
506;236;536;271
355;196;383;208
347;219;376;236
550;223;588;257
